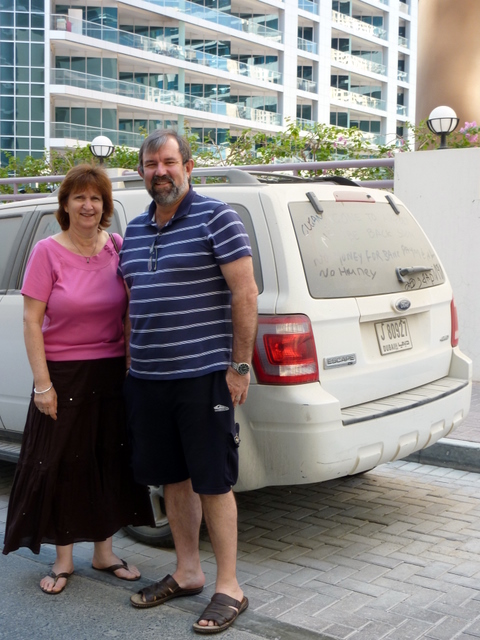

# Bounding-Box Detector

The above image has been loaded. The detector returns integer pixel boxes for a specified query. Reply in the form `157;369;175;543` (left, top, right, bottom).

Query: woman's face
64;186;103;234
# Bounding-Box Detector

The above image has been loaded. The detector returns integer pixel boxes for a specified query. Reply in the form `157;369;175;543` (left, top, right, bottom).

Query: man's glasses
148;236;158;272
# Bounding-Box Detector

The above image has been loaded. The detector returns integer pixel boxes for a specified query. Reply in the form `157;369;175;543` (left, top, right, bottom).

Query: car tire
123;485;175;548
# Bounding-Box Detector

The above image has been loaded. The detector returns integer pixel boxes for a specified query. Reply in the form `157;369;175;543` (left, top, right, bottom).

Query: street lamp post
90;135;115;164
426;106;459;149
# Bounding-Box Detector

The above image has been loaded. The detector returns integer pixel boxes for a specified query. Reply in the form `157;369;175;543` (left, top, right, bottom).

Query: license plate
375;318;412;355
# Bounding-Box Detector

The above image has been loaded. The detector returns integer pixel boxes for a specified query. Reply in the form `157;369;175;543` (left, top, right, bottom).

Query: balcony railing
297;77;317;92
331;87;386;111
146;0;282;42
298;37;317;54
398;35;409;48
52;15;282;85
332;11;387;40
51;122;147;148
399;1;410;14
51;69;282;126
298;0;318;14
331;48;386;76
297;117;317;130
397;70;408;82
397;104;407;117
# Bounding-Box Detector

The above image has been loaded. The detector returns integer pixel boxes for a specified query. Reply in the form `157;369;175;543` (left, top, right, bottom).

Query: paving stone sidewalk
2;456;480;640
1;382;479;639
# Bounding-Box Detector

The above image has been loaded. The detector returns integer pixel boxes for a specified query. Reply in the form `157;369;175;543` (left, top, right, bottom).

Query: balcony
331;49;386;76
331;87;386;111
399;1;410;14
397;104;407;117
297;77;317;92
146;0;282;42
397;69;408;82
52;15;282;85
51;122;146;148
332;11;387;41
398;35;409;48
298;37;317;54
297;117;317;130
51;69;282;127
298;0;318;14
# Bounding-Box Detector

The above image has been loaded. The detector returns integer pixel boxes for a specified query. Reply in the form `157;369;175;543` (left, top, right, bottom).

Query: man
118;130;258;634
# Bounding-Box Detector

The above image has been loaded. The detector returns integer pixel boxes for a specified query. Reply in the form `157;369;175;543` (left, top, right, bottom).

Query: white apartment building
0;0;417;164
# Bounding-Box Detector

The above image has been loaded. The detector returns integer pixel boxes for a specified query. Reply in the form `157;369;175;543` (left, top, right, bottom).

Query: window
0;215;23;291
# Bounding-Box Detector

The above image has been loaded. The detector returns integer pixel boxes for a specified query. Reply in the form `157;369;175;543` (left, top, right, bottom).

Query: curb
404;438;480;473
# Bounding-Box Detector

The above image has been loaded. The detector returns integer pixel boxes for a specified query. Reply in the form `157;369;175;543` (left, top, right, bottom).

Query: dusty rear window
290;201;445;298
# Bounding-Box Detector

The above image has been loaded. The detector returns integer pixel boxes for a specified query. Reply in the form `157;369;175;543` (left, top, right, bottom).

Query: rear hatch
262;185;455;408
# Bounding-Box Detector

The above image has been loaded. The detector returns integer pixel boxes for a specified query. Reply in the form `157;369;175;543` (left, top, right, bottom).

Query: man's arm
123;282;132;371
220;255;258;406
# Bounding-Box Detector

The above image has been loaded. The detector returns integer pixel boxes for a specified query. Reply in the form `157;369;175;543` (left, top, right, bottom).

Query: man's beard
148;173;189;206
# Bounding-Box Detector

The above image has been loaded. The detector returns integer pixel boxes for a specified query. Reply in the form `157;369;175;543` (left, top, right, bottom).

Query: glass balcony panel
297;77;317;92
399;1;409;14
397;70;408;82
398;35;409;48
330;86;386;111
297;37;317;54
51;14;282;85
332;10;387;40
146;0;282;42
298;0;318;14
51;69;282;127
297;117;316;130
331;49;386;76
396;104;407;116
50;121;146;148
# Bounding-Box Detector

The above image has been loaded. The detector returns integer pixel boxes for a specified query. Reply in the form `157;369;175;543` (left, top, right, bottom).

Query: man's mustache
152;176;175;186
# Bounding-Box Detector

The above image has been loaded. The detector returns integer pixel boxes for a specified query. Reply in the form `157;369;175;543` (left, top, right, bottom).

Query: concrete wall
394;148;480;379
416;0;480;127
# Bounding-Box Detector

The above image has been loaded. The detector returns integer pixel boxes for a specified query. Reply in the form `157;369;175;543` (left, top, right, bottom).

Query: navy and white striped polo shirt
118;187;253;380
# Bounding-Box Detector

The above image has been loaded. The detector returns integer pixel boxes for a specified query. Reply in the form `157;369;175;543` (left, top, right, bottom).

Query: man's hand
226;367;251;407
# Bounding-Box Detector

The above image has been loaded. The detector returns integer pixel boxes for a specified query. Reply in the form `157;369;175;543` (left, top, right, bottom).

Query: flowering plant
459;121;479;145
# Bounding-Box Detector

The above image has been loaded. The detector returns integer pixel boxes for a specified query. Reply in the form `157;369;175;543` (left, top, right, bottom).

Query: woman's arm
23;295;57;420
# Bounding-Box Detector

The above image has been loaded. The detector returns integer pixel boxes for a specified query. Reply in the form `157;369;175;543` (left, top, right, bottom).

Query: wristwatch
231;362;250;375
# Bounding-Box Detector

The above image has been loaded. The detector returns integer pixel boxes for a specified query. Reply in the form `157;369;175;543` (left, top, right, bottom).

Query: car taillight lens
253;315;319;384
451;297;459;347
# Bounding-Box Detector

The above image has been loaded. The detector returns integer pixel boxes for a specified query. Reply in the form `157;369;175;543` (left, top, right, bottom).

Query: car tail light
253;315;319;384
451;297;459;347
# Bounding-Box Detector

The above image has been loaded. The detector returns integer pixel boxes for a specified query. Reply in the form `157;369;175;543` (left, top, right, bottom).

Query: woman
2;164;153;594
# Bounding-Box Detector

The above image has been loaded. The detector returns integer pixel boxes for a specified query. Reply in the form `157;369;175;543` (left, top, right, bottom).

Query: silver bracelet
34;383;53;394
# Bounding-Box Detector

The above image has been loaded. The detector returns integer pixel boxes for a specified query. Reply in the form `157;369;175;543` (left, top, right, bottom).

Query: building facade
0;0;417;164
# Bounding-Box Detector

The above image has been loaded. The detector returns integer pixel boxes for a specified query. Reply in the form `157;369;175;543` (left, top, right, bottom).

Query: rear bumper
235;351;472;491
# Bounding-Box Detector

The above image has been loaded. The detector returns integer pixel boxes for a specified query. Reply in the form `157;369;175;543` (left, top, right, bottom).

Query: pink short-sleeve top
21;234;127;361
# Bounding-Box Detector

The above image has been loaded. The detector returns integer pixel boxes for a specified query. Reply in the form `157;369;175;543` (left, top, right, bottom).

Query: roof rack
192;167;259;184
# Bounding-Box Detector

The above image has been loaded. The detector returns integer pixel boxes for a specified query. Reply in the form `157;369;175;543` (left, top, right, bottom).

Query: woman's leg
40;544;75;593
92;536;141;580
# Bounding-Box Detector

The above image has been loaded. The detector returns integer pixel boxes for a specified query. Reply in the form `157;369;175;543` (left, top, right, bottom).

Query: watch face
236;363;250;375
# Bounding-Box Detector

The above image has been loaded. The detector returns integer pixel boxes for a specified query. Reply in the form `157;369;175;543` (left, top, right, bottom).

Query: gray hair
138;129;192;172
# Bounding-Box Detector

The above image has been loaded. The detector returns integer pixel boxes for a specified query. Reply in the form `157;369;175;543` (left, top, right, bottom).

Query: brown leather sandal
40;570;73;595
193;593;249;634
130;574;204;609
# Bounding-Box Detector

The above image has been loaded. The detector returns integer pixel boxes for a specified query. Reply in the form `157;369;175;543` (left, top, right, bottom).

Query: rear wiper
396;266;433;283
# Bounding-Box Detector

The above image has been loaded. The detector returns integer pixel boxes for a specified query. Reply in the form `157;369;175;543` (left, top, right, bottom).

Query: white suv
0;168;471;545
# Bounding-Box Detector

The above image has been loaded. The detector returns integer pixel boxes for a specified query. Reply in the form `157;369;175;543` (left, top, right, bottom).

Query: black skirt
3;357;154;555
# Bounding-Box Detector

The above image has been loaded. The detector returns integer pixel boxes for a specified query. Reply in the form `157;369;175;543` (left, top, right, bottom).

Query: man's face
139;137;193;207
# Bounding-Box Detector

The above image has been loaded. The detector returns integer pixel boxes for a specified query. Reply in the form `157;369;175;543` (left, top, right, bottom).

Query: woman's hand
34;385;58;420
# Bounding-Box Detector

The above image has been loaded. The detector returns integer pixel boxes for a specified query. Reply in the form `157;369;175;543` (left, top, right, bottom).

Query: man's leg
196;490;243;628
164;478;205;589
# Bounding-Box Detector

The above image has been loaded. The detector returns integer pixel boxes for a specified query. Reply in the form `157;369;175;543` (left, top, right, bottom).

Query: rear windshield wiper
396;266;433;284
